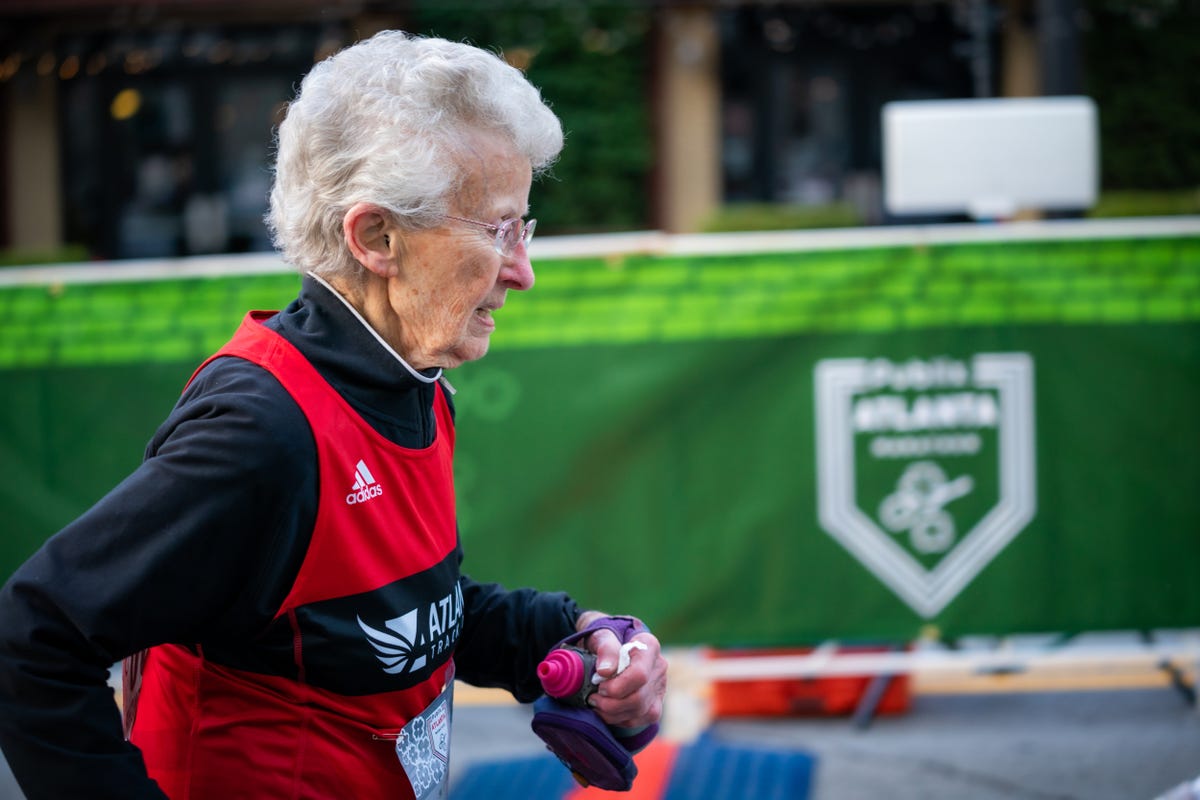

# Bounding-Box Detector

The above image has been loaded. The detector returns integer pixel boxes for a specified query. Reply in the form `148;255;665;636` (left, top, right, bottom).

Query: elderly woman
0;32;667;800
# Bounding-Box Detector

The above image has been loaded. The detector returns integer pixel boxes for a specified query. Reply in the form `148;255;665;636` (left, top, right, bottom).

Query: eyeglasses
443;214;537;257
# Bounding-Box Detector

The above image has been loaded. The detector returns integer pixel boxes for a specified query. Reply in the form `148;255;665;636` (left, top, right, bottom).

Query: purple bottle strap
557;614;649;649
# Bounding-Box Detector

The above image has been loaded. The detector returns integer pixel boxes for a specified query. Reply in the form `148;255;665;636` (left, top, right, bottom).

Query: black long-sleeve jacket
0;274;579;799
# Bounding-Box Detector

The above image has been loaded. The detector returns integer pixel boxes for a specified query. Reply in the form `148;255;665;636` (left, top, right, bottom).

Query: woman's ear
343;203;399;278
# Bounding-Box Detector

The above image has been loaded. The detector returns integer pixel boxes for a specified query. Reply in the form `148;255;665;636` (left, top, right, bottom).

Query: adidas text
346;484;384;505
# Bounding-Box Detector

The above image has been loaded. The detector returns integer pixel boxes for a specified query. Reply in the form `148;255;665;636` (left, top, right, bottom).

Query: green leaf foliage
1084;0;1200;189
413;2;653;233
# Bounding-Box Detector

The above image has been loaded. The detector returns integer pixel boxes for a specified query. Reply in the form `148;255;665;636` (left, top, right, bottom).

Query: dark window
718;5;979;224
58;26;333;260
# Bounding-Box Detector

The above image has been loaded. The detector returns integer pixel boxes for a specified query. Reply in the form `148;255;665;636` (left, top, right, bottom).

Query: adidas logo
346;459;384;505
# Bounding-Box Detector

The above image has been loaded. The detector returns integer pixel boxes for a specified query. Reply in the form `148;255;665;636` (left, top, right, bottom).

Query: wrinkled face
389;133;534;370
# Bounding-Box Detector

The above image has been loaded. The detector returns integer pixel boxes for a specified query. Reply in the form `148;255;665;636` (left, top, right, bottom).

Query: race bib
396;675;454;799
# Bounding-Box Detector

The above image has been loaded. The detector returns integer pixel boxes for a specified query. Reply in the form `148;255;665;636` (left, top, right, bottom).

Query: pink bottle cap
537;648;585;698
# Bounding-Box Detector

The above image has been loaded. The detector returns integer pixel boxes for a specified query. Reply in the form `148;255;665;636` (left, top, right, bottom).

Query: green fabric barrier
1;235;1197;644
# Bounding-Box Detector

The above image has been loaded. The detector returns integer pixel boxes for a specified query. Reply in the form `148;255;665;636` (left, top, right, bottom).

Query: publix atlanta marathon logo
814;353;1037;618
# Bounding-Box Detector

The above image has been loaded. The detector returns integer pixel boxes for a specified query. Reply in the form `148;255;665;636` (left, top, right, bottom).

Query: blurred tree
1083;0;1200;189
414;2;654;233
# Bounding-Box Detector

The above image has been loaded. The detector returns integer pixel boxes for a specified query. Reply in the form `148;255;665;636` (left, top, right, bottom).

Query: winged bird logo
357;610;427;675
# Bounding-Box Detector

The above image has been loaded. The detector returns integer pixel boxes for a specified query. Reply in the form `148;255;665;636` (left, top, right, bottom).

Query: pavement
1;651;1198;799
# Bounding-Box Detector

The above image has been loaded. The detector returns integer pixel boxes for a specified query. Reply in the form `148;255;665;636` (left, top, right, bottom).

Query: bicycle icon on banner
878;461;974;554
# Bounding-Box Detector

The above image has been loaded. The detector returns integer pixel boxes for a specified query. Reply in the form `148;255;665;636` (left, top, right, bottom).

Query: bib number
396;676;454;799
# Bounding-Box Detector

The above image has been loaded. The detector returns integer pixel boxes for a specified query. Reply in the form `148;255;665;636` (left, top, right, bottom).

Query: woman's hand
576;611;668;730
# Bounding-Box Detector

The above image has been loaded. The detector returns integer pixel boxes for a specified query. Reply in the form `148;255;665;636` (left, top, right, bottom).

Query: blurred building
0;0;1078;261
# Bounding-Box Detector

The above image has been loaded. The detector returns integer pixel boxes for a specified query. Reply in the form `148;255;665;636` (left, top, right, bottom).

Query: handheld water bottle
530;616;660;791
536;645;596;707
537;641;653;744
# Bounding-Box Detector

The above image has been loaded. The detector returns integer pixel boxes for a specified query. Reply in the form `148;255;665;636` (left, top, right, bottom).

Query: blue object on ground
661;734;816;800
449;753;577;800
449;732;816;799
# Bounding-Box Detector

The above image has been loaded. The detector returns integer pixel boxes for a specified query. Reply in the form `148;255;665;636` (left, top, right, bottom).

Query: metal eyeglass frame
442;214;537;257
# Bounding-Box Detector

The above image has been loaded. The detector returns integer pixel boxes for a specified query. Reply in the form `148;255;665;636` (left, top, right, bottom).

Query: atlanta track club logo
814;353;1037;618
357;583;465;676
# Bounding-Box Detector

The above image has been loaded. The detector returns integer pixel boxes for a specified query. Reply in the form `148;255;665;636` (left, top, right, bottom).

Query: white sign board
883;96;1098;220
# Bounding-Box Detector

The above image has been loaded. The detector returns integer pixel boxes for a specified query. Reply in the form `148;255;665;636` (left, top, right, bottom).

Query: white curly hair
267;31;564;278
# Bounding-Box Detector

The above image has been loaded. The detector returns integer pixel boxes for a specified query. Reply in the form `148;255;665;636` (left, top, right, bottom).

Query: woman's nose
500;244;535;291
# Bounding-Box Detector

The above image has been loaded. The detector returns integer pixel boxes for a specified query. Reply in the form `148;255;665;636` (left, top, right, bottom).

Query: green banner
2;232;1198;645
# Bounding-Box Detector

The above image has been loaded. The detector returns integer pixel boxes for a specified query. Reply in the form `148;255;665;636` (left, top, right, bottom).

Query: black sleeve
0;358;317;800
452;560;582;703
